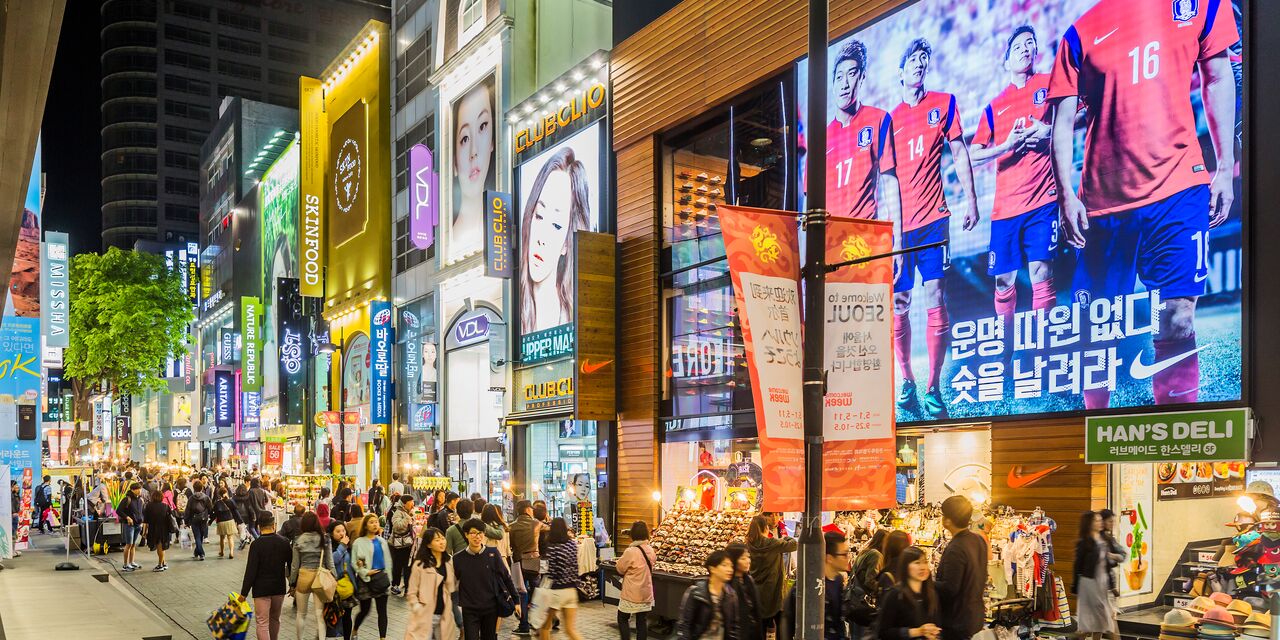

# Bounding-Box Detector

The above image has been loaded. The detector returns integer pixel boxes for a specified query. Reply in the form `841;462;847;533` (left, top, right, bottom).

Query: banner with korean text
823;218;896;510
720;205;805;512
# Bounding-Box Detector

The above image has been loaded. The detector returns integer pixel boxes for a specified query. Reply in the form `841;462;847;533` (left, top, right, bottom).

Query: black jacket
278;515;303;542
118;493;146;525
185;491;213;523
934;529;987;640
731;574;763;640
1073;535;1122;593
241;532;292;597
678;579;739;640
233;489;256;523
428;506;455;534
451;545;518;614
877;584;940;640
214;497;241;524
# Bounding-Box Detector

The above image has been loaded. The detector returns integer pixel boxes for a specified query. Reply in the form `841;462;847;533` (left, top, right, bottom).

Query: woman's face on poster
528;168;574;284
454;85;493;200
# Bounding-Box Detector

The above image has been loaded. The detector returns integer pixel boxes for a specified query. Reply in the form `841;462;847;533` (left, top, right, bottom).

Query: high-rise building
99;0;390;250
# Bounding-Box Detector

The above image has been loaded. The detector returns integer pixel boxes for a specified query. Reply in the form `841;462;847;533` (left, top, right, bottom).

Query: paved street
84;533;625;639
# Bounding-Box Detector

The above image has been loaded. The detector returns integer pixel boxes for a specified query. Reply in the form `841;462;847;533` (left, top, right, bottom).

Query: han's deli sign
1086;408;1250;464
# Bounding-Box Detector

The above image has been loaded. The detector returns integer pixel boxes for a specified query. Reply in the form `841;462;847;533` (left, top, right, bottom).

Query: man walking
445;499;477;555
935;495;988;640
239;512;292;640
184;480;214;561
429;492;459;533
509;500;542;635
453;519;520;640
33;475;52;533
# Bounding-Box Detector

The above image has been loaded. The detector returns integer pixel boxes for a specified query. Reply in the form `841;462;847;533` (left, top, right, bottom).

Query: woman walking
726;543;763;640
538;518;583;640
1073;511;1125;640
747;514;797;640
213;486;242;559
406;528;458;640
351;513;393;640
876;546;942;640
291;512;334;640
142;488;175;572
328;522;356;640
480;504;511;567
615;521;656;640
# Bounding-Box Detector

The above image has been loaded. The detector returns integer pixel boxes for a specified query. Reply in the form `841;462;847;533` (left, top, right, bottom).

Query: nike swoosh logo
996;106;1011;116
1094;28;1119;45
1168;387;1201;398
1129;345;1209;380
933;329;949;337
1008;465;1068;489
580;359;613;374
1195;273;1209;282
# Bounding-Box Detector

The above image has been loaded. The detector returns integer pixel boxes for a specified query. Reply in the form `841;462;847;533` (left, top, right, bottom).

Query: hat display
1227;599;1254;624
1241;611;1271;639
1160;606;1201;640
1180;595;1217;617
1198;605;1239;639
1209;592;1234;607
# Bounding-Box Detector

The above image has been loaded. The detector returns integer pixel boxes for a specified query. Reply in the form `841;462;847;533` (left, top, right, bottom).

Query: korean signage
40;231;69;347
186;242;199;305
484;191;512;278
370;300;393;424
329;101;368;248
298;76;326;297
1085;408;1250;463
242;391;261;428
410;144;438;250
214;370;233;428
409;403;435;432
241;297;261;391
113;415;130;441
276;278;306;425
796;0;1244;423
398;299;437;430
0;316;42;552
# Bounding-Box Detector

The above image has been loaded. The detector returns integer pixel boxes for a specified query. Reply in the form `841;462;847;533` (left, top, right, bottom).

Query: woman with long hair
212;486;241;559
351;513;392;640
1073;511;1124;640
429;490;447;514
518;146;593;335
876;546;941;640
747;514;797;639
879;530;911;588
291;512;333;640
451;79;495;252
329;521;356;640
481;503;511;567
539;518;583;640
725;542;763;640
406;527;458;640
142;488;174;572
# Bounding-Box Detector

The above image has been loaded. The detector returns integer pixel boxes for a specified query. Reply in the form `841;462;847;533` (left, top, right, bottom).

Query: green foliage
64;247;193;396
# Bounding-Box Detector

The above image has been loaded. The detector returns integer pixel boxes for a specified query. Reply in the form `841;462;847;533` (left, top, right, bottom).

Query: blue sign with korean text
370;300;393;424
214;370;233;428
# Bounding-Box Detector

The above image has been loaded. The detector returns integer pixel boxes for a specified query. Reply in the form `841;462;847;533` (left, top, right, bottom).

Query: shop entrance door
446;450;504;504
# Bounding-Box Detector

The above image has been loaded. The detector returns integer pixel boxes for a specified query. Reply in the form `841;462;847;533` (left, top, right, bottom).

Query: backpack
189;493;210;521
843;572;879;627
388;508;414;548
176;491;190;514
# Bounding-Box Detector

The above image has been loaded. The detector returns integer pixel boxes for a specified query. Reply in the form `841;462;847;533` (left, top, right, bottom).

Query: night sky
42;0;103;257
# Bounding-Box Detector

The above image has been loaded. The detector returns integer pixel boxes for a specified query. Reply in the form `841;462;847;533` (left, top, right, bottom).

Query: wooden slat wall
611;0;901;151
990;418;1108;609
615;140;660;538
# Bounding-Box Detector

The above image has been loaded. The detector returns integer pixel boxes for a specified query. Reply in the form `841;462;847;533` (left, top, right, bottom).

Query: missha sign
1085;408;1251;464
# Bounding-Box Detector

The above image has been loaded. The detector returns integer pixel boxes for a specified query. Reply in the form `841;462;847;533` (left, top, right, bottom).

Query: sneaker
389;586;402;596
122;565;136;572
897;379;920;416
921;385;949;419
152;565;164;572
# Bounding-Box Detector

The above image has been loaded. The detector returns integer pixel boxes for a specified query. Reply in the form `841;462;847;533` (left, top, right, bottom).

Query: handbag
843;574;878;627
312;567;337;604
363;570;391;598
490;552;517;617
528;577;553;629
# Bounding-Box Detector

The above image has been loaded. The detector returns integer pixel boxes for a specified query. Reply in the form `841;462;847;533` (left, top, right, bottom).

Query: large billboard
515;122;604;364
447;74;497;262
0;317;41;551
797;0;1244;422
7;140;41;318
260;139;300;408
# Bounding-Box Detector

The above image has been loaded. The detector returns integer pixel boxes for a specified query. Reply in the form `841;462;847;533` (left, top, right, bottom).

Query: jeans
516;570;538;631
390;545;412;590
461;608;499;640
352;595;388;638
253;594;284;640
190;519;208;558
618;611;648;640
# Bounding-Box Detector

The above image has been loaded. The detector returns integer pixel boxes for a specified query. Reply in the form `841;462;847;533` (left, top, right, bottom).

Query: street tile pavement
93;540;632;639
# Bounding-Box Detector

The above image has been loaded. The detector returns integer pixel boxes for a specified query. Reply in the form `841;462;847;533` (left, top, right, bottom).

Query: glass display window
527;420;598;527
660;438;763;512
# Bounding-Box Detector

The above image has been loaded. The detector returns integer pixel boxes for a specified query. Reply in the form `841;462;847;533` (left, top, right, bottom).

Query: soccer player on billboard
890;38;980;419
971;26;1059;326
826;40;902;221
1049;0;1238;408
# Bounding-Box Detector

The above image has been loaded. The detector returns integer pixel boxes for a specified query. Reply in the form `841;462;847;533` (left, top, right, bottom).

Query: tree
64;247;193;404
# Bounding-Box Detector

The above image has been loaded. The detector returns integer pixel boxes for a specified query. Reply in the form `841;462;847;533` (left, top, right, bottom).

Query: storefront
440;304;506;503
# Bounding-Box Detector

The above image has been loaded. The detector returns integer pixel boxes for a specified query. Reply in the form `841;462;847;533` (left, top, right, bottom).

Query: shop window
527;421;599;527
660;438;762;511
458;0;484;49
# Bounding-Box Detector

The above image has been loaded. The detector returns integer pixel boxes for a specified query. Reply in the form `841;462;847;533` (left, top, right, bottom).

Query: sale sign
822;218;896;510
264;442;284;466
719;205;805;512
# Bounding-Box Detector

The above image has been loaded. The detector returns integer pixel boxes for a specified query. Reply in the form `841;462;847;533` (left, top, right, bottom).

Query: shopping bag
312;567;338;604
207;593;251;639
528;577;553;630
179;526;193;550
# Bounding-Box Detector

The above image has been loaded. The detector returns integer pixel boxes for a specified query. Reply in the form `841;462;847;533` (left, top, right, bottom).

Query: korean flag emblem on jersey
1172;0;1198;22
858;126;873;149
927;108;942;126
1033;88;1048;105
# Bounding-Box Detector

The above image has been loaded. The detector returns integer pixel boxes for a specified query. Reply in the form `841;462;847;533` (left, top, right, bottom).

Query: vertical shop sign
186;242;199;306
370;300;392;424
409;144;438;250
277;278;306;425
719;205;805;512
242;392;261;427
329;101;368;248
214;370;233;428
241;297;261;391
822;218;896;510
484;191;512;278
40;232;69;347
298;77;326;296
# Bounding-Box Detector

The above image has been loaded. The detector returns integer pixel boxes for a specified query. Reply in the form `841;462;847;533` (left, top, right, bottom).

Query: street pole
796;0;828;638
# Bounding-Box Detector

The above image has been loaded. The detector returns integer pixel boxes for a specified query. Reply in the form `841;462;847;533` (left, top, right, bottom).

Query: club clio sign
409;144;438;250
484;191;512;278
513;81;607;156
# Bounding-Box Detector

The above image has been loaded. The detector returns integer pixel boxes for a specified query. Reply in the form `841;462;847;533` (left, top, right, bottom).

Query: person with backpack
444;499;476;555
616;521;657;640
509;500;545;635
453;518;520;640
387;494;417;596
33;475;52;533
184;480;213;561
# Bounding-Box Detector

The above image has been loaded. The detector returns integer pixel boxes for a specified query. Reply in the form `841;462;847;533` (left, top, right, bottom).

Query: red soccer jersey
826;106;896;220
973;74;1059;220
890;91;964;231
1047;0;1238;216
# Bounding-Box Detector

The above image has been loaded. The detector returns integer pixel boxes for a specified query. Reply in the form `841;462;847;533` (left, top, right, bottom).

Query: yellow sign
751;225;782;264
299;76;326;297
514;82;606;155
523;376;574;410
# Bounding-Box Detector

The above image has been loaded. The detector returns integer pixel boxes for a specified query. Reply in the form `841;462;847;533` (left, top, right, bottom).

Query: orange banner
823;218;896;510
719;205;805;512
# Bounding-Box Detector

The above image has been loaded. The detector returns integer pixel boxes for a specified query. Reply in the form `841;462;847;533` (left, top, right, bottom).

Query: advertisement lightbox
447;74;497;262
796;0;1244;423
40;231;69;348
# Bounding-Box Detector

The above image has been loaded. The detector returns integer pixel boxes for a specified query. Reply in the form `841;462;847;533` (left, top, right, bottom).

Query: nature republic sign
1085;408;1250;464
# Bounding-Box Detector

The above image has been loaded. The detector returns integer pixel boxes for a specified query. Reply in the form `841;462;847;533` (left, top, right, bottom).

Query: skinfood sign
513;82;606;157
1085;408;1250;464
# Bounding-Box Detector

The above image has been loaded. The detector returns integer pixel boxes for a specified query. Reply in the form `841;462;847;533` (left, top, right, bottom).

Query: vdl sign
453;314;490;347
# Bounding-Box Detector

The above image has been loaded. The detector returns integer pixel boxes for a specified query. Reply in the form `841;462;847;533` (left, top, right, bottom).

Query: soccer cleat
921;386;949;419
897;379;919;416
